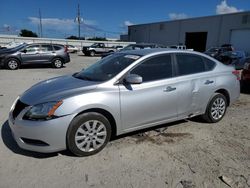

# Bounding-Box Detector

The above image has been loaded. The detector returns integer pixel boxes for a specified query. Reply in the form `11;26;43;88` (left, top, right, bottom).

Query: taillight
64;45;68;53
232;70;240;80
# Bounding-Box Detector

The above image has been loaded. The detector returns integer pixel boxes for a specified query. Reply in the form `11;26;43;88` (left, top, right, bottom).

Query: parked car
241;59;250;90
0;41;27;50
204;46;233;59
82;43;116;56
0;43;70;70
101;43;164;58
9;49;240;156
66;45;79;53
168;45;193;51
217;51;249;69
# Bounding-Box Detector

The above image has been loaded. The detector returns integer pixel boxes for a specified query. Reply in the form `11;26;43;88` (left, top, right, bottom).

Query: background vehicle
82;43;116;56
101;43;164;58
9;49;240;156
0;42;26;50
205;44;234;59
66;45;79;53
168;45;193;51
241;60;250;90
217;51;249;69
0;43;70;70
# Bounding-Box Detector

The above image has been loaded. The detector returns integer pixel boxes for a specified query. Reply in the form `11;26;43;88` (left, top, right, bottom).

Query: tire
6;58;20;70
67;112;111;157
202;93;227;123
52;58;63;68
89;51;95;57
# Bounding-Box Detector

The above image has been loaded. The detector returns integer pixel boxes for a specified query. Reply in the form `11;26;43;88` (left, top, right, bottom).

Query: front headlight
24;101;63;120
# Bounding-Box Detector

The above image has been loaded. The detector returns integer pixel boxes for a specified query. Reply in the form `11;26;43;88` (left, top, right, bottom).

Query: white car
66;45;79;53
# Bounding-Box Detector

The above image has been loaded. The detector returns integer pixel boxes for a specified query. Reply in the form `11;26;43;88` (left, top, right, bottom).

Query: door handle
163;86;176;92
204;80;214;85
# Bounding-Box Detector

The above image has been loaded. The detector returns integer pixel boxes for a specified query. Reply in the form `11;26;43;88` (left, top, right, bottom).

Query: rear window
176;54;206;76
53;45;63;51
203;57;216;71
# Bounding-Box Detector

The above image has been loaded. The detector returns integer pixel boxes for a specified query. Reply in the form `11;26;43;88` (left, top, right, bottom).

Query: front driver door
20;44;41;64
119;54;178;132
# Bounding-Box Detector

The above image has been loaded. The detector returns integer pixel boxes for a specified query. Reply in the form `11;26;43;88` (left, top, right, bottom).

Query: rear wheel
6;58;20;70
202;93;227;123
52;58;63;68
67;112;111;156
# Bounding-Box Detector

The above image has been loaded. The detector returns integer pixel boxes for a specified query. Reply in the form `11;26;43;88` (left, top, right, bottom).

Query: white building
128;11;250;53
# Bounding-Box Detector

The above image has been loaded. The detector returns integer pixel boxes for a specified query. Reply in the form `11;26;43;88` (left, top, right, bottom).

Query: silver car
8;49;240;156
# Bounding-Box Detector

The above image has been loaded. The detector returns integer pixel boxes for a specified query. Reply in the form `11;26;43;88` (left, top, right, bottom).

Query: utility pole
39;8;43;38
75;3;83;39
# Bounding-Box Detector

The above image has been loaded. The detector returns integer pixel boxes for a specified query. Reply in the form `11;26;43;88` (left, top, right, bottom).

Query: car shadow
1;119;189;158
1;120;61;158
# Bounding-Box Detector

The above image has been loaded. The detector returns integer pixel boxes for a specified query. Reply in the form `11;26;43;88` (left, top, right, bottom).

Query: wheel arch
214;89;230;106
51;56;64;63
75;108;117;139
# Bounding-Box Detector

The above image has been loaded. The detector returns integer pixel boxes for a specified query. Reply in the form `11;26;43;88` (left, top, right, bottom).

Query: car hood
20;75;100;105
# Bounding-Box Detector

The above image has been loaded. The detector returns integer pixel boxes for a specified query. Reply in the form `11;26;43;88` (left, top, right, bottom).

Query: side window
130;55;172;82
41;44;53;52
203;57;216;71
53;45;62;51
25;45;40;53
176;54;206;76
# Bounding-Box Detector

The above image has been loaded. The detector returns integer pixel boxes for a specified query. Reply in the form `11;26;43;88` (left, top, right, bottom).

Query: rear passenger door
39;44;54;63
174;53;216;117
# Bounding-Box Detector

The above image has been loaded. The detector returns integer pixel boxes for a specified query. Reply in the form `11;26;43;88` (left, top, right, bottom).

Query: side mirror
22;49;27;53
124;74;143;84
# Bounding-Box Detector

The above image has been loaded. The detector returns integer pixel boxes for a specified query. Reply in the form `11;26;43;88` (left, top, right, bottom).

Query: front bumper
8;108;76;153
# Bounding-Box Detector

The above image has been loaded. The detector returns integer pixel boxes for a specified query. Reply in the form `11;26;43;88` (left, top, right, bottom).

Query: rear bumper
64;54;70;64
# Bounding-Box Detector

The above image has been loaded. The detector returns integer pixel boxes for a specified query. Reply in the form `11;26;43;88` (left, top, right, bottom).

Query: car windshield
73;53;141;82
90;43;101;47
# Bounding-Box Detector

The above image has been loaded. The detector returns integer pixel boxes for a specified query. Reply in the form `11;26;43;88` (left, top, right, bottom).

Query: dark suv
0;43;70;70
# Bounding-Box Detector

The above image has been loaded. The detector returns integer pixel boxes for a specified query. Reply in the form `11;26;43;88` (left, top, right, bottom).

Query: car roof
118;48;199;56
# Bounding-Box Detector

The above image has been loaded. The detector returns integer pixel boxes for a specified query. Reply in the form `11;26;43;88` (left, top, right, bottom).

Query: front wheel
202;93;227;123
67;112;111;156
6;58;20;70
89;51;95;57
52;58;63;68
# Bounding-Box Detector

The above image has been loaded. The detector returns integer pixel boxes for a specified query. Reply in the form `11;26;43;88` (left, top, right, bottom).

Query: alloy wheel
74;120;107;152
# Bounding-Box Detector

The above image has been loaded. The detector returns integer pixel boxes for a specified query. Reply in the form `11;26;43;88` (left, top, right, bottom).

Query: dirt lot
0;54;249;188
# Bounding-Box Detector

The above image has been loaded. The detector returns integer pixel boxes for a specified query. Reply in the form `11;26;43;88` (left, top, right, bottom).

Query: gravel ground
0;53;249;188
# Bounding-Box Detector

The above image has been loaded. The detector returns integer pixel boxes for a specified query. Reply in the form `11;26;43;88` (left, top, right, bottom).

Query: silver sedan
9;49;240;156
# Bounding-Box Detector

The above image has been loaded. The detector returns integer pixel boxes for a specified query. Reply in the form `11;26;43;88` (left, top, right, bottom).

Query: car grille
12;100;29;119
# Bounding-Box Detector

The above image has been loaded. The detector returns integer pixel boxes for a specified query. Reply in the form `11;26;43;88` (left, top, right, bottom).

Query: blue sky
0;0;249;39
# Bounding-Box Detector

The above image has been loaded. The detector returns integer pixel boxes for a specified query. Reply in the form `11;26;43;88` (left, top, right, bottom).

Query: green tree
19;29;38;37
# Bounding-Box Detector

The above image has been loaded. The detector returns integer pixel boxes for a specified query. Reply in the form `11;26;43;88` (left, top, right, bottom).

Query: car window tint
53;45;62;51
131;55;172;82
41;44;53;52
203;57;216;71
176;54;206;75
26;45;40;52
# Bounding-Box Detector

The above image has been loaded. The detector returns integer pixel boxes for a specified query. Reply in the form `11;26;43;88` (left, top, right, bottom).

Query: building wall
128;11;250;51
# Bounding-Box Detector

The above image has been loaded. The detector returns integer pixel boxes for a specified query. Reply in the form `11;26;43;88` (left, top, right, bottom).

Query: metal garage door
230;29;250;54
